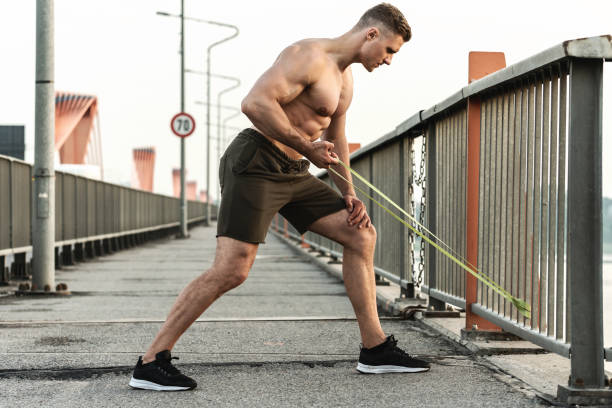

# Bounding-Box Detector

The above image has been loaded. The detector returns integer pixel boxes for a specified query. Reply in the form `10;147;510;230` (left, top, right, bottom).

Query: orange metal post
172;169;181;198
348;143;361;154
466;52;506;332
186;181;197;201
199;190;208;203
132;147;155;192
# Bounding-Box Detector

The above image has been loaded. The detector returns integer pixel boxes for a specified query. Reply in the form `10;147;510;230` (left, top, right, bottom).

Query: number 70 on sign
171;112;196;138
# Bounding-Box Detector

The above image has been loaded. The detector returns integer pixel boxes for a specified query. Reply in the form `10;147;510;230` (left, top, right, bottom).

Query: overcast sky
1;0;611;199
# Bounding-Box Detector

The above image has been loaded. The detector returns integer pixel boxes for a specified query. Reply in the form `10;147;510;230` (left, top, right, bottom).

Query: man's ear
366;27;379;41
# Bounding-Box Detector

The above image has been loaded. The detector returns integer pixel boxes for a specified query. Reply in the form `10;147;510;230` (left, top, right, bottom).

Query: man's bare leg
142;237;258;363
308;209;386;348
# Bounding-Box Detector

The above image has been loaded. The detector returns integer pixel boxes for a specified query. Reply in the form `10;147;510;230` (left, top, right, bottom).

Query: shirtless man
129;3;429;391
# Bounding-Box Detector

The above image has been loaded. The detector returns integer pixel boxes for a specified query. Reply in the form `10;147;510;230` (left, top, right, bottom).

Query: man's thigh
307;208;363;246
212;236;259;271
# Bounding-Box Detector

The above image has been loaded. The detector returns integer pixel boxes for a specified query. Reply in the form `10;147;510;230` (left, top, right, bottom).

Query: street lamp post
155;6;188;237
32;0;56;292
216;78;240;202
156;12;238;225
205;25;239;225
188;69;241;205
178;0;188;237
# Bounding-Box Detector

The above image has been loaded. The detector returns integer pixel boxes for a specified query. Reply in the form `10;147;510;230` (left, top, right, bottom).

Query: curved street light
156;10;239;224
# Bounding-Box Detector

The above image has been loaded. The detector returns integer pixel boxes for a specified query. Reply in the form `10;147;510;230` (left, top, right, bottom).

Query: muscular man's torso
254;39;353;160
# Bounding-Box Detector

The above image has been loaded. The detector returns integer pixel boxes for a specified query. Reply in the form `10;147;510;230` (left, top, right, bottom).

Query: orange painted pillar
186;181;197;201
466;52;506;332
200;190;208;203
348;143;361;154
283;219;289;238
172;169;181;198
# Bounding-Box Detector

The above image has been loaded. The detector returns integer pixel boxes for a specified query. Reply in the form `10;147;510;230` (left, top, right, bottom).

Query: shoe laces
387;335;411;358
157;356;181;376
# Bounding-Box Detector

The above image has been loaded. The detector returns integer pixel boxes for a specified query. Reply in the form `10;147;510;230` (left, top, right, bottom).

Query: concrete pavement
0;225;546;407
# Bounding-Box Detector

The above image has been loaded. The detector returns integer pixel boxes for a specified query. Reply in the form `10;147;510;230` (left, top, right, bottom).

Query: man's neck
325;30;363;71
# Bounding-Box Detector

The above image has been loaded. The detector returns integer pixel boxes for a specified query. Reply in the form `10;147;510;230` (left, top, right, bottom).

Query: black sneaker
357;335;430;374
129;350;197;391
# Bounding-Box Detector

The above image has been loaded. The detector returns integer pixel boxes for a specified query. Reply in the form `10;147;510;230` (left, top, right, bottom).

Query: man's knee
212;242;256;291
223;267;249;290
345;224;377;251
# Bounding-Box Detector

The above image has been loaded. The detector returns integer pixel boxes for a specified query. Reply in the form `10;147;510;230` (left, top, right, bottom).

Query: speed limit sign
171;112;196;138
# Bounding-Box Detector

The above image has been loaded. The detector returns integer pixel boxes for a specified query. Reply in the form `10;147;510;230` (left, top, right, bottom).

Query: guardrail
273;36;612;399
0;153;217;281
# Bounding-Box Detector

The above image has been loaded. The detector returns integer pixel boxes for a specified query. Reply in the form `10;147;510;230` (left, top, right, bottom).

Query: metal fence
1;153;216;276
272;36;611;391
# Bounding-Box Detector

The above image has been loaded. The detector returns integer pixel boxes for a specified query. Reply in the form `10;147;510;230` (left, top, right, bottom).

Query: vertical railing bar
532;77;543;330
459;108;468;299
518;79;529;326
436;122;441;294
458;109;464;299
487;94;498;311
399;137;406;288
480;98;488;307
437;122;442;293
540;71;551;333
443;114;450;295
480;97;488;306
448;113;454;296
489;93;498;312
524;77;535;328
507;85;518;319
500;88;510;317
450;112;459;296
558;68;569;342
436;122;442;293
461;108;467;299
9;160;14;251
477;99;487;307
549;67;560;339
445;115;451;295
494;92;504;314
426;123;437;297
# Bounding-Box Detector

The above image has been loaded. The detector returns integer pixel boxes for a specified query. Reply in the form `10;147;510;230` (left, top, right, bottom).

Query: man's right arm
241;45;337;168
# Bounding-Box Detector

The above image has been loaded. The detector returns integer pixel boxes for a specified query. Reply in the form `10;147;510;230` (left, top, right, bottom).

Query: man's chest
300;69;348;117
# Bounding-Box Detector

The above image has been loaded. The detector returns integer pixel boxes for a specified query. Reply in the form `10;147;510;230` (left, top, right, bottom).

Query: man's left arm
322;112;372;229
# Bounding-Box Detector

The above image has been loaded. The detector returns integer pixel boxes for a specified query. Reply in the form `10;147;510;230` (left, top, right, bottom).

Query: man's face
361;28;405;72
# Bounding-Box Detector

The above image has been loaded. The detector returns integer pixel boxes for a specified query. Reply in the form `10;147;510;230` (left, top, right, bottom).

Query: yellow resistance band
329;159;530;319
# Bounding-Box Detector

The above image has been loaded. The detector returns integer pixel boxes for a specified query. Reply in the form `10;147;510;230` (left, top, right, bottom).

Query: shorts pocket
231;141;258;175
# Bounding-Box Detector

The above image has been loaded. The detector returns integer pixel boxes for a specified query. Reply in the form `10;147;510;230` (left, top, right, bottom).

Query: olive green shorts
216;128;346;244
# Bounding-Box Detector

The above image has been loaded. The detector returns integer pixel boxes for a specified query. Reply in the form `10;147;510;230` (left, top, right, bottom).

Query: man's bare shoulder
270;40;328;83
278;39;328;64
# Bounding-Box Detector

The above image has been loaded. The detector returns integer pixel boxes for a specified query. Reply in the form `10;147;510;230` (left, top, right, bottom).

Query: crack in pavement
0;355;472;380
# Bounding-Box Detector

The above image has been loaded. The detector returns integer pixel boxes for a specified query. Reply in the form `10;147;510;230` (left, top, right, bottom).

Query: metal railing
272;36;612;393
0;153;217;277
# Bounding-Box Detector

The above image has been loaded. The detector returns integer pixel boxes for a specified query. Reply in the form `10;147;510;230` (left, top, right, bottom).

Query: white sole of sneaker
356;363;430;374
129;377;194;391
